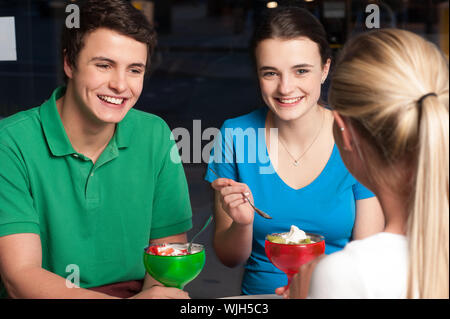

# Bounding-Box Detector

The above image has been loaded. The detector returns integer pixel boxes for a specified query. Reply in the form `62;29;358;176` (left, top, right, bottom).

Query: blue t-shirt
204;108;375;295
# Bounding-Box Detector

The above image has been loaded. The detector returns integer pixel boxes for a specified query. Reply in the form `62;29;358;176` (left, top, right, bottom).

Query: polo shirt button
73;154;78;158
91;173;94;177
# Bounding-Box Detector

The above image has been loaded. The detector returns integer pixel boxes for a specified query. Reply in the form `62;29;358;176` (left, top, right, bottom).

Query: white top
308;232;409;299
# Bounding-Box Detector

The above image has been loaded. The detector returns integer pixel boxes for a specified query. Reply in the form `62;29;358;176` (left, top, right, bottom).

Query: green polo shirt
0;86;192;297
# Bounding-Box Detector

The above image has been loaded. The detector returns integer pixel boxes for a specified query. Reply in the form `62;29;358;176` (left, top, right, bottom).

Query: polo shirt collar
115;108;134;149
40;86;134;157
40;86;76;157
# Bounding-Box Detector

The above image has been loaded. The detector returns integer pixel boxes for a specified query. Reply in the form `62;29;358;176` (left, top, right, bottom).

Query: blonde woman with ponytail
277;28;448;299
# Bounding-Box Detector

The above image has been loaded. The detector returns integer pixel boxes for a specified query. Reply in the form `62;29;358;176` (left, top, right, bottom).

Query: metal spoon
208;167;272;219
188;214;213;253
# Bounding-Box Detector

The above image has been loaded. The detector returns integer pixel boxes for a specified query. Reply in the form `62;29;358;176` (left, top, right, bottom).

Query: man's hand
130;285;190;299
0;233;117;299
275;255;326;299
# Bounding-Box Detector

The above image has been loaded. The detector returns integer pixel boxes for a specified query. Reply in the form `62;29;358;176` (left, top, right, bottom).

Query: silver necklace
277;110;325;167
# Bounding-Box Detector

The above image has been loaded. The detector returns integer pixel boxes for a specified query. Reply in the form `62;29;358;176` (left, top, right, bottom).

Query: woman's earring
340;127;345;131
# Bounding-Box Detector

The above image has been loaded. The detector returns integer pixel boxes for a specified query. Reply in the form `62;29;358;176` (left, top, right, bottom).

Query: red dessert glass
265;233;325;289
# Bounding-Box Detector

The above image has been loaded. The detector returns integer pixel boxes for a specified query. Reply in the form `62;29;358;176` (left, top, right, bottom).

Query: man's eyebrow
90;56;146;68
90;56;116;64
128;63;146;69
259;66;277;71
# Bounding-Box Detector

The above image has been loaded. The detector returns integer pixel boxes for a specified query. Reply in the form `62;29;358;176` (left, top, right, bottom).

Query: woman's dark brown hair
250;6;331;68
60;0;157;82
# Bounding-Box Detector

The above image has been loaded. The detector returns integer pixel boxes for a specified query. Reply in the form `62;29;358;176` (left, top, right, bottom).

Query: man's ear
332;111;353;151
63;51;74;80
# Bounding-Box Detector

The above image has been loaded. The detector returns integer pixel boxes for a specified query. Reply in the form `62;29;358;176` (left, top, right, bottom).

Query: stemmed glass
265;233;325;289
143;243;205;289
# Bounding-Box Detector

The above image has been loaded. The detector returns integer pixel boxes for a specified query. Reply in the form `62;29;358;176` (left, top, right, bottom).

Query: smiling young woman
204;6;385;295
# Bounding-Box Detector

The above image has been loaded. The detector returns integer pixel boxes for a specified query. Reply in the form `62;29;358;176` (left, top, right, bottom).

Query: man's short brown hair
61;0;157;82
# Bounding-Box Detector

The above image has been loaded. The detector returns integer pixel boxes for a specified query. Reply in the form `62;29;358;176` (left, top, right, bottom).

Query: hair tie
417;93;437;106
416;93;437;124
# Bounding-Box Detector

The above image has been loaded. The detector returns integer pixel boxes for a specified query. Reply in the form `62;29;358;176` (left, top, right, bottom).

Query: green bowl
143;243;205;289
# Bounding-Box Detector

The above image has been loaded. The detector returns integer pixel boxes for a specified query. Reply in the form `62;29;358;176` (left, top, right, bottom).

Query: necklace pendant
293;160;299;166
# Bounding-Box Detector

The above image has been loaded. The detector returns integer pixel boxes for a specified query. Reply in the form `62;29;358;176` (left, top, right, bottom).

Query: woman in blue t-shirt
204;7;384;295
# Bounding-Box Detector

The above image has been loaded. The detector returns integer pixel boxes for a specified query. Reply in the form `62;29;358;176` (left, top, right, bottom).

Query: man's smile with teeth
98;94;125;105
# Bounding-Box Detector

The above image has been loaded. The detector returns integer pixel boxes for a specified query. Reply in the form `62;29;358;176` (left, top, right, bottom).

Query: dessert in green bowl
143;243;205;289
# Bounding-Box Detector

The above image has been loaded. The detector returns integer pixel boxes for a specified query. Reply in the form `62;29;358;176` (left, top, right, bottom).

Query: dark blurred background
0;0;448;298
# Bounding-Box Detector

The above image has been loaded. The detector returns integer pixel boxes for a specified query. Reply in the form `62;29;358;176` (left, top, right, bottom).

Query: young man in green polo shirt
0;0;192;298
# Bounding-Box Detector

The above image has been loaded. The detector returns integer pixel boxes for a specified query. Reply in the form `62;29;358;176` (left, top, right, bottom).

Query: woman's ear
321;58;331;84
332;111;353;151
63;51;74;80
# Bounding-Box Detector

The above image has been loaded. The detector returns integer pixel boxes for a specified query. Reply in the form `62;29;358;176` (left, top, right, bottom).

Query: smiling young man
0;0;192;299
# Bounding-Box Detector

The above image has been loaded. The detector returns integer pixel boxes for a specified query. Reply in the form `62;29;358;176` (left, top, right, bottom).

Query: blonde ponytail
329;29;449;298
408;93;449;298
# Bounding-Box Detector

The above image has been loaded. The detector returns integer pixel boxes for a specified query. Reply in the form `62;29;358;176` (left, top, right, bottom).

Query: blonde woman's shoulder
308;232;408;299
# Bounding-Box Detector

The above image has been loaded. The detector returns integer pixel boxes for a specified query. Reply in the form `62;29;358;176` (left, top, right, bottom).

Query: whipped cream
280;225;307;244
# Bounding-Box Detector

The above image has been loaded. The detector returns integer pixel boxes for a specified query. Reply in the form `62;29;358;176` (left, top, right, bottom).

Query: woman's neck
371;186;409;235
267;105;326;148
